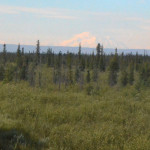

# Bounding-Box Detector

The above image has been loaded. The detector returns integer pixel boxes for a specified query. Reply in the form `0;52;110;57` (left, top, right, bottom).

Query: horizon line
0;43;150;50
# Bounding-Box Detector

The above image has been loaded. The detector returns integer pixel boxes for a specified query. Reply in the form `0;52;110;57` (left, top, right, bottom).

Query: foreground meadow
0;81;150;150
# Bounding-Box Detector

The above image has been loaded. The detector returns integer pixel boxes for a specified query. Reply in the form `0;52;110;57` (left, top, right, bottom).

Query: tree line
0;40;150;91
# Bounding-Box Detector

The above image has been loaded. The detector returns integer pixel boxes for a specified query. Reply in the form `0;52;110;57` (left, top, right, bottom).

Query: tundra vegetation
0;41;150;149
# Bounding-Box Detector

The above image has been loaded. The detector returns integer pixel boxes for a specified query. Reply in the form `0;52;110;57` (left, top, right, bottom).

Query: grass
0;80;150;149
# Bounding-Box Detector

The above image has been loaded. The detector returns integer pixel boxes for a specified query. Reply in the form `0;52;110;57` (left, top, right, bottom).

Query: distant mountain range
0;44;149;55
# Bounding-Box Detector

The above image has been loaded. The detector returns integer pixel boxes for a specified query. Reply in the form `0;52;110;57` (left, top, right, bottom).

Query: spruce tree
100;55;105;71
4;65;15;83
80;57;85;71
75;67;80;83
108;49;119;86
86;57;90;69
28;64;36;87
0;65;4;81
135;52;140;71
90;51;95;69
57;51;62;89
108;71;117;86
86;70;91;83
20;56;28;80
36;40;40;65
128;63;134;85
96;43;101;67
120;70;128;86
67;52;73;84
139;62;150;85
78;43;81;62
16;43;22;68
2;44;7;65
99;45;105;71
47;48;52;67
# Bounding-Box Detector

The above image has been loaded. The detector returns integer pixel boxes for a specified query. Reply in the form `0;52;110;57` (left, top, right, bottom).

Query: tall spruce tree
78;43;81;62
2;44;7;65
67;52;73;84
96;43;101;68
16;43;22;68
47;48;52;67
80;57;85;71
75;67;80;83
36;40;40;65
99;45;105;71
58;51;62;89
108;49;119;86
90;51;95;69
20;56;28;80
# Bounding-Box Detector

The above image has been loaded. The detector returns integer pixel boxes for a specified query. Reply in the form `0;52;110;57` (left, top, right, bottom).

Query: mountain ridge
0;44;149;55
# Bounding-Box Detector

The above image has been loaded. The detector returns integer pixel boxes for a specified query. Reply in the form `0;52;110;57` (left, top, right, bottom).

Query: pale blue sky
0;0;150;49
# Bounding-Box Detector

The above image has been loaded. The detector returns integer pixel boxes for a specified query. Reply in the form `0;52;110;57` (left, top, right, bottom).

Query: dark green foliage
28;64;36;86
96;43;105;71
86;70;91;83
0;41;149;89
4;65;16;83
16;44;28;81
79;57;85;71
16;44;22;68
47;48;52;67
0;128;44;150
20;57;28;80
90;51;95;69
109;55;119;72
108;54;119;86
139;62;150;85
86;57;90;69
67;52;72;69
68;69;73;85
0;65;4;81
78;43;81;62
135;52;140;71
53;68;57;84
2;44;7;65
20;66;27;80
100;55;105;71
85;84;93;95
75;67;80;83
58;51;62;68
66;52;73;85
100;45;105;72
96;43;100;68
54;51;63;89
108;70;118;86
120;70;128;86
128;63;134;85
92;68;98;82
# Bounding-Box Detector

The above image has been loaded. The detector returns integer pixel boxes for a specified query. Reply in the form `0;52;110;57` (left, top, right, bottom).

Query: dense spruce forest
0;40;150;149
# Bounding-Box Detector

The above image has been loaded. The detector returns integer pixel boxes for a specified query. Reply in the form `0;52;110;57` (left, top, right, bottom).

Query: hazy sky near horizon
0;0;150;49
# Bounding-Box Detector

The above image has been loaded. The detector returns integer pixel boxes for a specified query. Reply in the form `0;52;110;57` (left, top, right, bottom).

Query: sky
0;0;150;49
